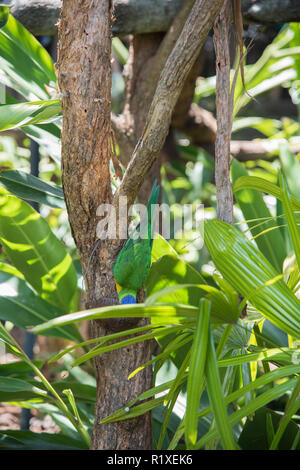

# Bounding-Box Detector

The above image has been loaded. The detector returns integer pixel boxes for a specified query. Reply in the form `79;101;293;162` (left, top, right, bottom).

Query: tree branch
112;0;224;213
8;0;300;37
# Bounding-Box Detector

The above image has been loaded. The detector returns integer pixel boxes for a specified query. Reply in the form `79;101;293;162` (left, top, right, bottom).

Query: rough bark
8;0;300;37
214;1;234;225
57;0;152;450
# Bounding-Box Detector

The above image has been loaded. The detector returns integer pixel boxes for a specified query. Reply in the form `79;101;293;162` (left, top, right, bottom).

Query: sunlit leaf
0;195;77;313
0;170;65;209
205;220;300;338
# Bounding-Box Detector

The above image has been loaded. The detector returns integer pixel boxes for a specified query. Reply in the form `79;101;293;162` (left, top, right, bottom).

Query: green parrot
113;181;160;304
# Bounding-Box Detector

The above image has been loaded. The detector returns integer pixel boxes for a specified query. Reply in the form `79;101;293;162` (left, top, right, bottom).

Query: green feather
113;181;159;301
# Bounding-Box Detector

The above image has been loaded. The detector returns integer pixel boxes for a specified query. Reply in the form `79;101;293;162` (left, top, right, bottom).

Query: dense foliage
0;11;299;450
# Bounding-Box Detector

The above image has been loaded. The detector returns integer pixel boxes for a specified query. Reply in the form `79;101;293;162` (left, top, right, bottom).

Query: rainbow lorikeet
113;181;160;304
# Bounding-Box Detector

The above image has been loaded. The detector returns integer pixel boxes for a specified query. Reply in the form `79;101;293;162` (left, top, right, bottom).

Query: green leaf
0;170;65;208
205;219;300;338
231;159;286;272
0;91;61;163
233;25;297;114
195;377;298;449
270;377;300;449
279;143;300;200
0;195;77;312
238;407;300;450
169;363;300;449
17;402;83;441
279;173;300;271
0;430;88;450
22;122;61;164
218;348;294;367
0;376;46;395
0;14;56;101
147;255;206;306
153;407;181;450
151;235;178;263
30;303;198;335
233;175;300;211
62;388;90;444
185;299;210;448
70;325;184;369
146;282;239;324
0;379;96;405
232;117;282;137
205;323;237;450
0;100;61;131
0;267;80;341
41;381;96;405
49;322;166;363
0;359;43;378
156;354;191;449
266;412;275;447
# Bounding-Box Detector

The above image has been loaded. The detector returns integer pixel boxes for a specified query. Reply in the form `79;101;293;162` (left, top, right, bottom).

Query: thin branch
214;0;234;225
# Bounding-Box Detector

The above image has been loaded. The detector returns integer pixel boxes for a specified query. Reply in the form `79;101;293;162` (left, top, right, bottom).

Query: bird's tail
147;180;160;243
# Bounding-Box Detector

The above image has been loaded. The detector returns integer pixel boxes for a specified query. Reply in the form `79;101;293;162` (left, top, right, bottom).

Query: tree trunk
57;0;153;450
57;0;224;451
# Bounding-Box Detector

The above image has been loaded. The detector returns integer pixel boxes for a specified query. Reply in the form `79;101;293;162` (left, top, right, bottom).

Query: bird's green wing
113;180;160;304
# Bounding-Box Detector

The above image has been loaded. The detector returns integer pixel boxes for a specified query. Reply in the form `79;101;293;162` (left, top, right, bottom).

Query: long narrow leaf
0;15;55;100
280;173;300;272
233;176;300;211
205;323;237;450
0;170;65;209
157;352;191;450
168;363;300;449
0;100;60;131
0;267;80;341
195;377;298;449
185;299;210;448
30;304;198;334
231;159;286;271
71;325;186;368
279;143;300;200
205;220;300;338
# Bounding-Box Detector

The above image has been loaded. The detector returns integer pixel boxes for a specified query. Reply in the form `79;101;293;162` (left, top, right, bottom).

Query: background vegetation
0;4;299;450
